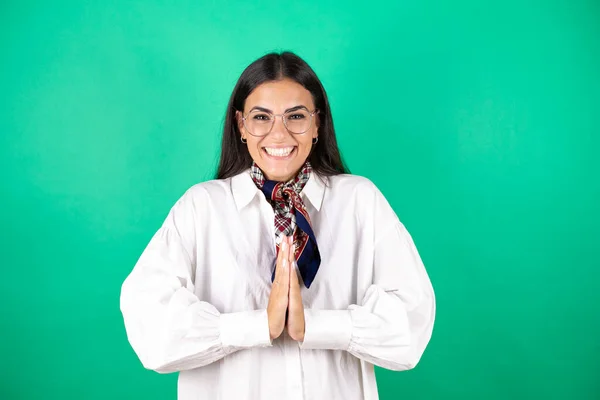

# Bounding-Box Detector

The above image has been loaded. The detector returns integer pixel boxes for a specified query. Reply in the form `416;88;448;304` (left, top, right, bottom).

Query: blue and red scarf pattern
250;161;321;288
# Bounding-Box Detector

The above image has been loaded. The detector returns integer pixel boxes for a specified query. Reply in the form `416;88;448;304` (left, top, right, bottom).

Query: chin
254;147;310;181
261;161;307;182
264;166;296;181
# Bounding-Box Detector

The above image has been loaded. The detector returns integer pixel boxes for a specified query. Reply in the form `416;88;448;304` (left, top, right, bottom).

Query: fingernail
282;239;287;250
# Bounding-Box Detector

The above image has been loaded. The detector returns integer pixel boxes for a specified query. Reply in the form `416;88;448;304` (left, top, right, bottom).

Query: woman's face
237;78;319;182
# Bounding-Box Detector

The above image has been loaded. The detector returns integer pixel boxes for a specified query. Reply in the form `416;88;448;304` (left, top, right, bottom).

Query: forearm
299;284;435;371
121;284;272;373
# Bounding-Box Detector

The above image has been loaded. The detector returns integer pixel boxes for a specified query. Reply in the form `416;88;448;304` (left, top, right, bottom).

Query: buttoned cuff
299;309;352;350
220;309;273;349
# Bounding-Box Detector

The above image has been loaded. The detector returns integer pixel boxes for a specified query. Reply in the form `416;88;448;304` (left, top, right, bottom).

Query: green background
2;1;599;399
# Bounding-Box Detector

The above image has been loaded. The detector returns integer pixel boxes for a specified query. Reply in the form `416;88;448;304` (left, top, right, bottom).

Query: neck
264;173;296;183
253;161;311;183
263;167;303;183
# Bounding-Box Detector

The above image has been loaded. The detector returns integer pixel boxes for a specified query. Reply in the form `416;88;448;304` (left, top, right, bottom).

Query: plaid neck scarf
250;161;321;288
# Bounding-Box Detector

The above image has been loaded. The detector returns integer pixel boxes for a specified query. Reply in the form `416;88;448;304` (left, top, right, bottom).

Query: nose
269;115;290;139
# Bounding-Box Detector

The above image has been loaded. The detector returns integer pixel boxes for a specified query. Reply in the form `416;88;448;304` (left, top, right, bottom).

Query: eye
252;113;271;121
287;113;306;120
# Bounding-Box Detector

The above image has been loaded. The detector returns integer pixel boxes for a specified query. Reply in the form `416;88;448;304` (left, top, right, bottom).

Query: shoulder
170;176;235;212
189;178;231;196
323;173;400;226
325;173;385;202
327;173;375;188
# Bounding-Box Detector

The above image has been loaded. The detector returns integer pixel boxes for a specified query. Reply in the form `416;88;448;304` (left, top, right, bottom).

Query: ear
313;112;320;140
235;111;245;138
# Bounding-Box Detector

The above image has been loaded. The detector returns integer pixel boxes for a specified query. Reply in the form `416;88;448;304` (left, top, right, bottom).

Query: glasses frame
239;108;320;137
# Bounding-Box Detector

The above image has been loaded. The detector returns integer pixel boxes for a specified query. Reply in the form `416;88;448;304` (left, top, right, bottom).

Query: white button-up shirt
120;169;436;400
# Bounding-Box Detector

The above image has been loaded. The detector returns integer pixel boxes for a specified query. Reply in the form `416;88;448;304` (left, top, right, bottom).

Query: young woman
120;51;436;400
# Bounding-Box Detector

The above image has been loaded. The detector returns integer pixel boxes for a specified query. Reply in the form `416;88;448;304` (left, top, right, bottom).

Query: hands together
267;235;305;342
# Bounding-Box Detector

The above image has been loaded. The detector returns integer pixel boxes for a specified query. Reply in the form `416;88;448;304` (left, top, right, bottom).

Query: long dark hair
216;51;349;179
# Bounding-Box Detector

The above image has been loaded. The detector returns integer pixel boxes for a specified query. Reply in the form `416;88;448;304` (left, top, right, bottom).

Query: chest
191;195;375;313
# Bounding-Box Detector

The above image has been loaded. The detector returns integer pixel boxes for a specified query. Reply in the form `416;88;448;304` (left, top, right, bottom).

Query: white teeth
264;147;294;157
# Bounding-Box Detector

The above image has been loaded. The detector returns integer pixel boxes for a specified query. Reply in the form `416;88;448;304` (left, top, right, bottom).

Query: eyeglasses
240;107;319;137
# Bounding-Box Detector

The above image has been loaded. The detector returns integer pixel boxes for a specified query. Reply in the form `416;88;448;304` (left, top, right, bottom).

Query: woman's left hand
286;236;305;342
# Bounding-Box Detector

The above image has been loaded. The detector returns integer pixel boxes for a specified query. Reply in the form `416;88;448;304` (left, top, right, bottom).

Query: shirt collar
302;171;326;211
231;169;259;210
230;168;327;211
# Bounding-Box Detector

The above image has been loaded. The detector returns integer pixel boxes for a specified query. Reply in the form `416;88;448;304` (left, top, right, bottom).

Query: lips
264;146;294;157
263;146;297;159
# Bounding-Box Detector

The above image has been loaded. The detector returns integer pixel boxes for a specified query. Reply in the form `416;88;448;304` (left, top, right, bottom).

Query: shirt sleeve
299;186;436;371
119;188;272;374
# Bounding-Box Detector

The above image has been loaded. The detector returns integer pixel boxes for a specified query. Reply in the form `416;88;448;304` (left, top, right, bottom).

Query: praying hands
267;235;305;342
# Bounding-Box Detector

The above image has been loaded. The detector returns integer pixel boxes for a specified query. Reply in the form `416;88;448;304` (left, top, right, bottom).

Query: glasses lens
244;109;314;136
284;109;312;134
245;110;274;136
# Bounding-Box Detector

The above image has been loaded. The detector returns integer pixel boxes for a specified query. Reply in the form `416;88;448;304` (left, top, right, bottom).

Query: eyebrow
248;105;309;113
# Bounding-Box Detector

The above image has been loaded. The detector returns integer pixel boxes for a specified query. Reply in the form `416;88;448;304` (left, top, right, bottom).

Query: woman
120;51;435;400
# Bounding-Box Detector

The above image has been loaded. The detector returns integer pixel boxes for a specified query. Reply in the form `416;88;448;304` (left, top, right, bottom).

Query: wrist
220;309;273;349
299;309;351;350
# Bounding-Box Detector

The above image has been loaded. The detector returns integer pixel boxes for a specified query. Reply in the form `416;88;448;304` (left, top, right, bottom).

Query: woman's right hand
267;235;291;340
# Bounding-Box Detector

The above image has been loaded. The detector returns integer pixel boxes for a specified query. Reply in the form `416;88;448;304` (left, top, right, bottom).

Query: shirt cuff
220;309;273;349
299;309;352;350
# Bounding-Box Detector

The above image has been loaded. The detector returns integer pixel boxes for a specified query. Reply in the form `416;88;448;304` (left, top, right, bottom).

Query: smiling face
237;79;319;182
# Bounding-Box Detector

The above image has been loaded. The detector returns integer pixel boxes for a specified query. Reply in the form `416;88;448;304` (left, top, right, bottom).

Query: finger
274;235;288;283
288;236;295;266
281;239;291;289
288;244;296;284
288;240;301;289
290;255;300;288
289;236;295;284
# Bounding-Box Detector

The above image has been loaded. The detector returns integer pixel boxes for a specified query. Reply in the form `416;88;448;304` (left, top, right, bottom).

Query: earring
241;136;247;144
312;137;318;144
